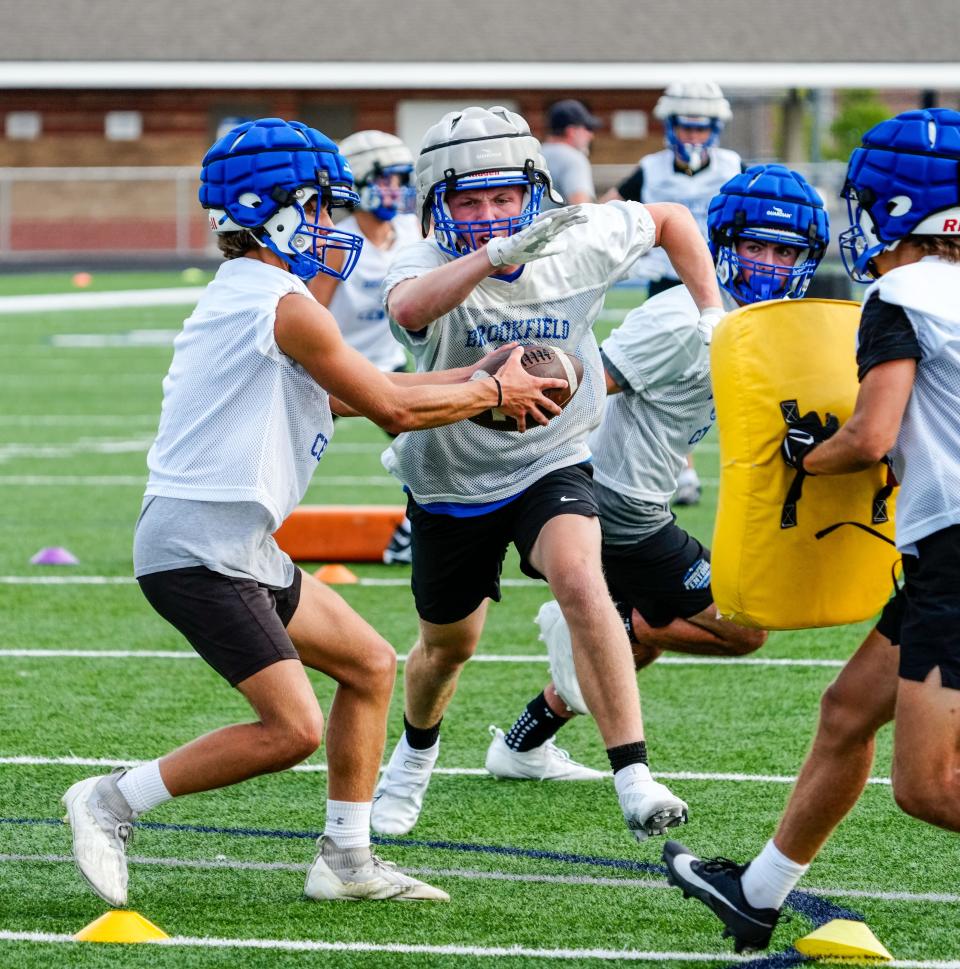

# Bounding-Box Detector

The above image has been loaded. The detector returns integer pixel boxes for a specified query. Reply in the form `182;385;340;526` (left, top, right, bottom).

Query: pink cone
30;546;79;566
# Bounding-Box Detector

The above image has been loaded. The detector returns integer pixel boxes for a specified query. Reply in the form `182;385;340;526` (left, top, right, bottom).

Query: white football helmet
653;81;732;173
338;130;416;219
415;105;561;256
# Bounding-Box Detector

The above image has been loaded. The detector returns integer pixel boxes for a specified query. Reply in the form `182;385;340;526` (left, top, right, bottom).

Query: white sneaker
485;725;607;781
537;600;589;716
305;837;449;902
371;735;438;835
615;763;689;842
672;467;702;507
62;773;137;907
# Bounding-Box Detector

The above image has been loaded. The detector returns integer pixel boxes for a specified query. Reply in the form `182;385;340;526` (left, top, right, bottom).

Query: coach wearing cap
541;99;601;209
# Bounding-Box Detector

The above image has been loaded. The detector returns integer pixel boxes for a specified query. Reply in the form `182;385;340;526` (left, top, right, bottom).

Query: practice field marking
0;437;153;463
3;852;956;905
0;646;846;669
0;754;893;786
0;287;205;315
50;330;178;348
0;930;955;967
0;414;158;426
0;474;415;487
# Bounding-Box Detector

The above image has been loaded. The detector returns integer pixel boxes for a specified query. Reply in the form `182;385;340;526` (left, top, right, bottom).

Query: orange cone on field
314;563;359;584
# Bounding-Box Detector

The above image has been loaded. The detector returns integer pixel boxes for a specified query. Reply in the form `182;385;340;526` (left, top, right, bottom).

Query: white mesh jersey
863;257;960;553
329;213;419;371
381;201;656;504
145;258;335;529
631;147;741;282
592;287;737;503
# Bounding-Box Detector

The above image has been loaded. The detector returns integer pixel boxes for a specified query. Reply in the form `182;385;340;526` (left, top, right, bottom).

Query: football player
60;118;564;908
486;164;830;782
372;105;724;844
310;130;421;564
664;108;960;953
605;81;743;505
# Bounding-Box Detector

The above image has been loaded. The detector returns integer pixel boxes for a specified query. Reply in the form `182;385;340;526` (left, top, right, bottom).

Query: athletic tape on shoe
710;299;899;629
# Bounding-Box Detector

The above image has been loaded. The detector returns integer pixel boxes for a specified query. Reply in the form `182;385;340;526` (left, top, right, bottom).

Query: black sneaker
662;840;781;953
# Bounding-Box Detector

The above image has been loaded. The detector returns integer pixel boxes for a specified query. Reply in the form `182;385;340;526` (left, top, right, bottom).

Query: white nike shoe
485;725;607;781
537;600;589;716
305;837;449;901
672;466;702;507
62;772;137;907
615;763;689;842
371;735;438;835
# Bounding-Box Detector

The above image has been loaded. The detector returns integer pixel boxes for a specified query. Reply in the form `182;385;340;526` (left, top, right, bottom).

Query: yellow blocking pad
74;910;169;943
795;918;893;961
711;299;899;630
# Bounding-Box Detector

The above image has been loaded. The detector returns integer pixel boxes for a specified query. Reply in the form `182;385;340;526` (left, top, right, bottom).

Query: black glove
780;411;839;472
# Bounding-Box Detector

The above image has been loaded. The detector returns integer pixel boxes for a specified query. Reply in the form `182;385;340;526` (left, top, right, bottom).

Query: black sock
504;692;566;752
403;715;441;751
606;740;648;774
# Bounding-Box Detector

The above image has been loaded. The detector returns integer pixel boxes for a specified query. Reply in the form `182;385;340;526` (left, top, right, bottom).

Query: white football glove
486;206;588;268
696;306;725;345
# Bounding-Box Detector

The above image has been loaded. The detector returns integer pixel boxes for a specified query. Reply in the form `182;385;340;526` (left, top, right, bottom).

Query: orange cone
314;563;359;584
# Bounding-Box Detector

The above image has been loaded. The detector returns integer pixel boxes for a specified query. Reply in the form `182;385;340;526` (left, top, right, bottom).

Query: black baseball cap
547;99;602;134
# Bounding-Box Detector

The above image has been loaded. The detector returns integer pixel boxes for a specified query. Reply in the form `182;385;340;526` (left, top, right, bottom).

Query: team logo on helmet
839;107;960;282
708;164;829;304
199;118;363;281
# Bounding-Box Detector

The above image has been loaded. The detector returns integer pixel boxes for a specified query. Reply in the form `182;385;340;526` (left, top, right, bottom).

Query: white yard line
0;754;892;785
0;438;153;462
0;415;157;426
0;645;845;668
2;853;955;905
0;929;955;966
0;474;408;487
0;287;205;314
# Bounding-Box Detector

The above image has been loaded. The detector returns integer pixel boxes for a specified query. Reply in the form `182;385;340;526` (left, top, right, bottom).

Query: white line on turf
0;415;157;426
0;438;153;462
0;930;956;966
0;287;205;314
3;853;956;905
0;754;893;785
0;647;846;668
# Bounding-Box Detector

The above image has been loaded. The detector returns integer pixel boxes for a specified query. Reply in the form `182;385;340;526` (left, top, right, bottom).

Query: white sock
323;799;372;849
116;759;172;814
741;839;809;910
613;762;653;795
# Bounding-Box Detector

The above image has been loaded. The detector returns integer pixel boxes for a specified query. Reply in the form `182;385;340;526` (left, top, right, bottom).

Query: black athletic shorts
408;463;598;625
898;525;960;690
137;566;303;687
875;586;906;645
602;520;713;629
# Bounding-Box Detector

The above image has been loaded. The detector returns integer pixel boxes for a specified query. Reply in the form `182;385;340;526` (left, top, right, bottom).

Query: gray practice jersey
591;286;738;542
630;147;741;282
381;201;656;505
863;257;960;553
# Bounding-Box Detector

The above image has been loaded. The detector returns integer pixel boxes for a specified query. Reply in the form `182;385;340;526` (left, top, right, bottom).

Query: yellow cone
795;919;892;961
314;563;359;584
74;910;169;943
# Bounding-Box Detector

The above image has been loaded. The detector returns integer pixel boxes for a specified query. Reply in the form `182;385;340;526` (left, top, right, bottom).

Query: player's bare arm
645;202;723;311
275;295;563;432
803;358;917;475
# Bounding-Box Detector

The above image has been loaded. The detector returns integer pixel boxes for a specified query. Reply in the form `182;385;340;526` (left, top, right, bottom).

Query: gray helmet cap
415;105;561;235
338;130;414;186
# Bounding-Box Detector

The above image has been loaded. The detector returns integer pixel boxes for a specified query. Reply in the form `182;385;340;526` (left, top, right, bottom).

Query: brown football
469;344;584;431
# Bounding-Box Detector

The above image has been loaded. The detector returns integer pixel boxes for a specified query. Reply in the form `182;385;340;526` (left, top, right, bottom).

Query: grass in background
0;274;957;967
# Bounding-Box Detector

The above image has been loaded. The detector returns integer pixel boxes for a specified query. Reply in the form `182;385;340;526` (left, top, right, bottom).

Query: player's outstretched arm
388;207;586;332
802;358;916;475
645;203;723;315
275;295;563;433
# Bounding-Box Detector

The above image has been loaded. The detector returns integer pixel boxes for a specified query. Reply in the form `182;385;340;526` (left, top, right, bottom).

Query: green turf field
0;277;956;968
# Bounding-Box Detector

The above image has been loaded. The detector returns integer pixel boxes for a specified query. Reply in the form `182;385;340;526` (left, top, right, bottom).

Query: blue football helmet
708;164;829;304
200;118;363;281
840;108;960;282
415;106;559;257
